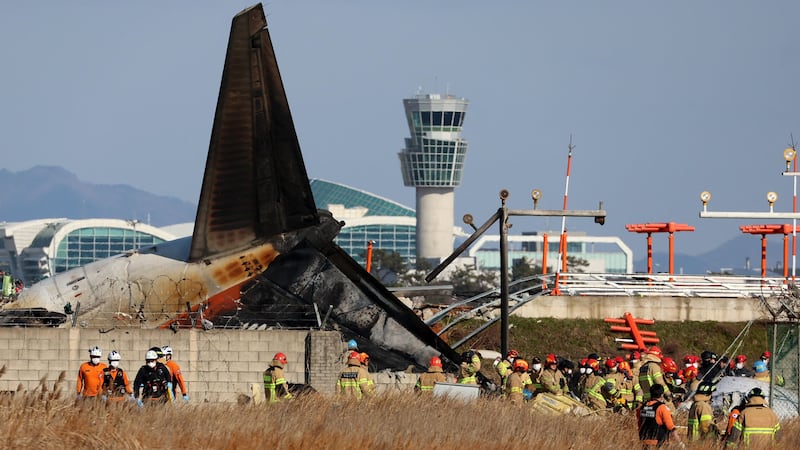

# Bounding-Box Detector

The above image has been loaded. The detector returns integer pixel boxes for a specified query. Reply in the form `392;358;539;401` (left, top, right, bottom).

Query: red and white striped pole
554;138;574;295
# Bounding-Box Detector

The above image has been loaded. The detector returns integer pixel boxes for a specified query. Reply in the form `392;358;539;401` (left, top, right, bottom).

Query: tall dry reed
0;373;797;449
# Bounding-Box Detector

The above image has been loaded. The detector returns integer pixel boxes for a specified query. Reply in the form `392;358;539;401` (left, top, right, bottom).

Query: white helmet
108;351;121;361
89;346;102;357
162;346;173;356
145;350;159;361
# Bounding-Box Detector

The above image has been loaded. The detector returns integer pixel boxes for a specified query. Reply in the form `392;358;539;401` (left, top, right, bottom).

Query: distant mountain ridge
0;166;785;275
0;166;196;226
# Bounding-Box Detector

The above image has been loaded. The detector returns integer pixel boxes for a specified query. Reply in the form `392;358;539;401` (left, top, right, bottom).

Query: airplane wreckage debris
0;3;460;371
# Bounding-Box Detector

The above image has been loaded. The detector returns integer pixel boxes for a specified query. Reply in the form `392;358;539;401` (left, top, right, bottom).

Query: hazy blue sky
2;1;800;258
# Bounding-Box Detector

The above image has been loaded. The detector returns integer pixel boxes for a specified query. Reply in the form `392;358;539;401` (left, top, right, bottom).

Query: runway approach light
784;147;796;170
531;189;542;209
700;191;712;209
767;191;778;211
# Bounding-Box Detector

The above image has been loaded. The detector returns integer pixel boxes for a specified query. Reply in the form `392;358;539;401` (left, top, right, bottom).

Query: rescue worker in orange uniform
637;384;680;448
337;351;373;399
162;346;188;403
263;352;292;403
457;350;481;385
639;346;670;402
687;381;716;441
77;346;107;401
505;358;532;404
540;353;567;395
102;350;133;402
726;387;781;448
415;356;446;393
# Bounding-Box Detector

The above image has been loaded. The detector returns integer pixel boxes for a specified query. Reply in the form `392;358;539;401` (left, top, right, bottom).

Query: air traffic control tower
399;93;468;262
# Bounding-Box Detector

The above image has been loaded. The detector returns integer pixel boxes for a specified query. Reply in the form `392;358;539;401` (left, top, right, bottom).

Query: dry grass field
1;373;797;449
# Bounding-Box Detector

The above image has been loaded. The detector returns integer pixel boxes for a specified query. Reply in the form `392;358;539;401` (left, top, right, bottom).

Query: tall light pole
783;147;797;281
426;189;606;358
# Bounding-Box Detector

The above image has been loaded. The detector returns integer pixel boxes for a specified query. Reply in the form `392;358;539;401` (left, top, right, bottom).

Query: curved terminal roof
310;179;414;218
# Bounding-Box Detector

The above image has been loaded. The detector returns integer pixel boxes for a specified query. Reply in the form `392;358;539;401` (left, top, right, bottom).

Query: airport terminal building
1;180;631;286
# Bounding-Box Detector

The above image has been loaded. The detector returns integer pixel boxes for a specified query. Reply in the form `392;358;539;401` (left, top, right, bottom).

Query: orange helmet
545;353;557;365
605;358;618;369
647;346;663;358
429;356;442;368
682;366;698;380
358;352;370;364
587;359;600;371
661;357;678;374
273;352;287;364
513;359;529;372
618;360;632;376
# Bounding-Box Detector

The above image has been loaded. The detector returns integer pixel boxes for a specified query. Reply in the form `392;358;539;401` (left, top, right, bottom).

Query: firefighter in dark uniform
133;349;172;405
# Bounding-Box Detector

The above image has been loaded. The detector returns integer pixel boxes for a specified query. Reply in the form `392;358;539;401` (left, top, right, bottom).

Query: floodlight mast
426;189;606;358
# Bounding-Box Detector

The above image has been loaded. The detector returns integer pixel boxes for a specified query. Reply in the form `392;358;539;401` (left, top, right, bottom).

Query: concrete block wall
0;328;344;402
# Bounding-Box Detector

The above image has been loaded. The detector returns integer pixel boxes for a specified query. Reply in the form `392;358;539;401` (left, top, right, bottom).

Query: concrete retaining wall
513;296;766;321
0;328;344;401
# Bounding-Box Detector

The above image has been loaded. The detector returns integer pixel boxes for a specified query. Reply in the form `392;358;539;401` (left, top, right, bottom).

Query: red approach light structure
605;312;659;351
739;224;800;279
625;222;695;277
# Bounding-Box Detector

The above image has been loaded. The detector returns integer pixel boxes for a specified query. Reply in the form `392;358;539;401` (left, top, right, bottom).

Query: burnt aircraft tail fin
190;4;318;262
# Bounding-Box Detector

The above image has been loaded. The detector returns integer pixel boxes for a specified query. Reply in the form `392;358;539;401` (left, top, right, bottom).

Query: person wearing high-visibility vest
726;387;781;447
687;381;716;441
415;356;446;394
337;351;372;399
263;352;292;403
505;359;532;404
457;351;481;385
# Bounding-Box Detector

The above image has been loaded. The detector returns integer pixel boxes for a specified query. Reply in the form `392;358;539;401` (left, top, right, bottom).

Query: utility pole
427;189;606;359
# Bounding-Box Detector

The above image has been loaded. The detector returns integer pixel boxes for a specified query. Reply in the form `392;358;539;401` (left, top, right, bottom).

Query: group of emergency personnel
76;345;188;407
483;345;782;447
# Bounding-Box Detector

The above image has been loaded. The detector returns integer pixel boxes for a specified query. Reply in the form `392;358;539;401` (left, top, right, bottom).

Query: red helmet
545;353;557;365
629;351;641;361
683;354;699;365
507;349;519;359
647;346;663;358
429;356;442;368
358;352;370;364
579;358;588;367
348;351;361;362
273;352;287;364
682;366;698;380
513;359;529;372
618;361;632;376
735;354;747;363
604;358;618;369
661;357;678;374
614;356;624;364
587;359;600;371
761;351;771;359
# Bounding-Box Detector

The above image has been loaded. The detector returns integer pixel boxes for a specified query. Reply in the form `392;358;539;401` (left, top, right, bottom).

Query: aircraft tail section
190;4;318;262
